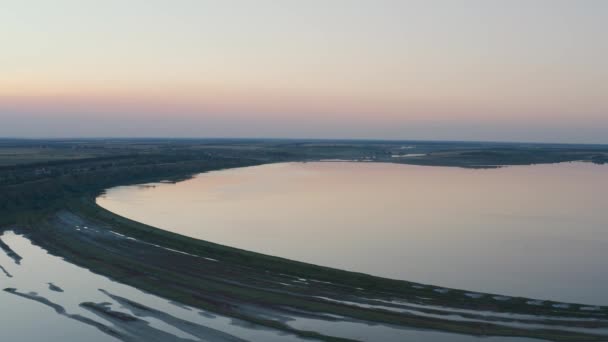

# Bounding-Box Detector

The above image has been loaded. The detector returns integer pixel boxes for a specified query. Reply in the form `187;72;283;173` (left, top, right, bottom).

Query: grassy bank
3;139;608;341
13;195;607;341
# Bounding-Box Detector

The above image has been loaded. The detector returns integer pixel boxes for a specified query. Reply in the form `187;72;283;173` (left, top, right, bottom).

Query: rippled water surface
98;162;608;305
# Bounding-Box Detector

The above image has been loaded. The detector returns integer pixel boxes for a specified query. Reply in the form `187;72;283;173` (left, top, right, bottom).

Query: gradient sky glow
1;0;607;142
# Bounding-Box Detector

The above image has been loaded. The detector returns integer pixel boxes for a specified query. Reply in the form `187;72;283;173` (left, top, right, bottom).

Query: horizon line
1;136;607;147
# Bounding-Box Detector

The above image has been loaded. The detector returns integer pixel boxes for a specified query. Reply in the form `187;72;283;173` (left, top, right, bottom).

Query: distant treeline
1;140;607;225
0;152;267;225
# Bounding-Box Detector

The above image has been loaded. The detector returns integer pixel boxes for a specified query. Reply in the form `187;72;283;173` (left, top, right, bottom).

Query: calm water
0;231;310;342
0;231;542;342
98;162;608;305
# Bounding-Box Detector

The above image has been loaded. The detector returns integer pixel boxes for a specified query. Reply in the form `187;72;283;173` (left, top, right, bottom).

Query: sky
1;0;607;143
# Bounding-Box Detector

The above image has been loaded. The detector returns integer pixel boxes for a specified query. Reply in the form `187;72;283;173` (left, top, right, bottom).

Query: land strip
2;139;608;341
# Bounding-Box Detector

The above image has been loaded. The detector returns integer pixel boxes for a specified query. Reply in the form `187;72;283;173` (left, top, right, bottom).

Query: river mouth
97;161;608;306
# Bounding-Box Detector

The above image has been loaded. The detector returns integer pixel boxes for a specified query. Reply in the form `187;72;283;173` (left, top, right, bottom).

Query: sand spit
0;231;311;342
4;288;124;340
0;264;12;278
48;282;64;292
98;289;246;342
18;208;608;342
0;236;22;264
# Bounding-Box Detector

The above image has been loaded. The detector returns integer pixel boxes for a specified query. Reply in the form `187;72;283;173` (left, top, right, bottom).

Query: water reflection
0;231;306;342
98;162;608;305
0;230;549;342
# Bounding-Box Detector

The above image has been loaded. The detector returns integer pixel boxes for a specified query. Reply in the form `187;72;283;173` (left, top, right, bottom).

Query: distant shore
2;140;608;341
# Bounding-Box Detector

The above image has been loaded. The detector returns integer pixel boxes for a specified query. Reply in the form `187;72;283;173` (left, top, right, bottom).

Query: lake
97;162;608;305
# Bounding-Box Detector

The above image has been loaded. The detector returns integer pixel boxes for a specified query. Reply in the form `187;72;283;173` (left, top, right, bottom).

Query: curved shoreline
96;160;608;307
2;139;608;341
11;165;607;341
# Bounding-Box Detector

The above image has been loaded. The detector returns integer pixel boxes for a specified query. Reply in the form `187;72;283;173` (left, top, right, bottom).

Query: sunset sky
1;0;607;143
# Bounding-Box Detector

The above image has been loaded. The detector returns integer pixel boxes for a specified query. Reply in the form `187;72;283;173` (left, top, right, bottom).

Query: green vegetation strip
2;140;608;341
